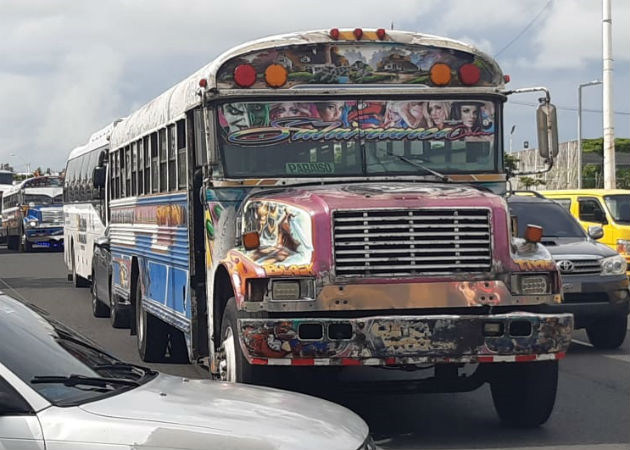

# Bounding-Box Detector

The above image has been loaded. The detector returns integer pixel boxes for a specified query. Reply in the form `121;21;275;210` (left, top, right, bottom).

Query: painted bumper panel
239;312;573;365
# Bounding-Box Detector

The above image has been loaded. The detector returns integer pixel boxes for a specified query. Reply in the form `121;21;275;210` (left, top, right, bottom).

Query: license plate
562;282;582;293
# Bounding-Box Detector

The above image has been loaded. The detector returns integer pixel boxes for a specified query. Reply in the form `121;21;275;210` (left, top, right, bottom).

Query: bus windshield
218;99;497;178
0;172;13;185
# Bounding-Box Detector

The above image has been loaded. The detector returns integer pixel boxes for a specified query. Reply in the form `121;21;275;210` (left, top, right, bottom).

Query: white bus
0;170;14;244
63;121;119;287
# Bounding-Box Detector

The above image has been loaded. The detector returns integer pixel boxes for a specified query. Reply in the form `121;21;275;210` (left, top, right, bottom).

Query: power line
510;100;630;116
495;0;554;58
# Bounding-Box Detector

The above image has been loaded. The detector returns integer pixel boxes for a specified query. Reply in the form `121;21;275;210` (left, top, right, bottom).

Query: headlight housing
510;274;551;295
27;220;38;228
601;255;627;275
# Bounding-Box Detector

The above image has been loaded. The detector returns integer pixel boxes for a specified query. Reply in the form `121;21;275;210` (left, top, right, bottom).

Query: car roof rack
507;190;547;199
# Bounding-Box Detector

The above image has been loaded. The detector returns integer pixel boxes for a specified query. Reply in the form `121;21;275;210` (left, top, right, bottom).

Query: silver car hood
75;373;367;450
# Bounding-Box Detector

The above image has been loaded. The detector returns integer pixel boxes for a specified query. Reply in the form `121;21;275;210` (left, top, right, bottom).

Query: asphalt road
1;247;628;450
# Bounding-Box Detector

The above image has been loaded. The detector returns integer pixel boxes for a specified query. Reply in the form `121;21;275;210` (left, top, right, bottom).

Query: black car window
509;201;586;238
578;197;608;224
0;376;33;415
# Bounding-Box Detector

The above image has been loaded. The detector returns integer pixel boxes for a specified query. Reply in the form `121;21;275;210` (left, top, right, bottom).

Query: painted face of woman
460;105;479;128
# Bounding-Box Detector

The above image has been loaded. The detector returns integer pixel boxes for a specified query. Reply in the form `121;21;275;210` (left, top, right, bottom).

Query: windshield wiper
93;363;157;379
31;374;139;388
385;151;451;182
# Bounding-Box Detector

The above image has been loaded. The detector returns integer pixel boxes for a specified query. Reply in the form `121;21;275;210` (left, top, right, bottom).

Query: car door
0;375;45;450
577;197;615;248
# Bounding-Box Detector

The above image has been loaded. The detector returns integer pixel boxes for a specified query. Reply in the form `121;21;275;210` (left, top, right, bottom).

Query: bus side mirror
93;166;106;189
536;103;559;160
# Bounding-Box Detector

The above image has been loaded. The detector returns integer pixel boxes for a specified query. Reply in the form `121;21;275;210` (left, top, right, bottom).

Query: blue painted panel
112;259;121;287
147;261;167;305
167;267;190;318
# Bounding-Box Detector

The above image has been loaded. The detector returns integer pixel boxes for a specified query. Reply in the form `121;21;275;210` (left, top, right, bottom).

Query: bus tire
586;314;628;349
135;282;168;362
490;360;558;428
91;270;110;318
218;298;268;384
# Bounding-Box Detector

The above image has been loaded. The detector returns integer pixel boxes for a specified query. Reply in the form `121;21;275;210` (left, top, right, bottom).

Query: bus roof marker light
353;28;363;40
233;64;257;88
376;28;386;40
459;63;481;85
430;63;452;86
198;78;208;88
503;74;511;84
330;28;340;40
265;64;288;88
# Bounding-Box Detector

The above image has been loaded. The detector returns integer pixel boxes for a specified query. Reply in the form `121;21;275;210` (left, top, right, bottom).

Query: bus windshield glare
218;99;497;178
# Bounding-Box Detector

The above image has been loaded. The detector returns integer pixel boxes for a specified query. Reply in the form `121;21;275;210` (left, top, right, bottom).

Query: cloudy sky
1;0;628;172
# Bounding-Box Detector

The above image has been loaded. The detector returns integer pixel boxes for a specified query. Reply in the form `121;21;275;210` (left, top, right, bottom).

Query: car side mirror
587;225;604;240
93;166;106;189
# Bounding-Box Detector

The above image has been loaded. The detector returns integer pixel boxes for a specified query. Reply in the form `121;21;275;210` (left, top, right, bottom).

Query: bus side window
151;133;159;193
177;119;187;189
143;136;150;195
137;139;144;195
168;125;176;192
159;129;167;193
131;142;137;197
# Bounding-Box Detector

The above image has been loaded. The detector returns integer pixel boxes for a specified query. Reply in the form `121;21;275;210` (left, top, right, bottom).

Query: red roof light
233;64;257;88
353;28;363;40
198;78;208;88
376;28;386;40
330;28;340;40
459;63;481;85
503;74;511;84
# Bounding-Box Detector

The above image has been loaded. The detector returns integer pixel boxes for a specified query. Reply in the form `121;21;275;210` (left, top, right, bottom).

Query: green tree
519;176;547;189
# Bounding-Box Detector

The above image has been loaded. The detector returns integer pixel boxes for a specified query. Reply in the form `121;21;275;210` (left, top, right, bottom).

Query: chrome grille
41;208;64;224
333;209;492;277
556;258;601;275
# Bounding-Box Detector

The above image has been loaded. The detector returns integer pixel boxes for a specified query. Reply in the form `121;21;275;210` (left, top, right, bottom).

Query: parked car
507;194;629;349
0;292;372;450
538;189;630;273
91;232;129;328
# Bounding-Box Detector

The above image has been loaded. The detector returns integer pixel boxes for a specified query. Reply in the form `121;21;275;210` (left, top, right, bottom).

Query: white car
0;292;373;450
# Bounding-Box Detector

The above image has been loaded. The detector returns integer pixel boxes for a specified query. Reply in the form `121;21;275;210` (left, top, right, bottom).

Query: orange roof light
524;224;543;243
265;64;288;88
430;63;452;86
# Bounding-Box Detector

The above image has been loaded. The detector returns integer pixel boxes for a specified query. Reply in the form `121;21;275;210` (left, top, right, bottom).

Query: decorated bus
99;28;570;426
1;176;64;251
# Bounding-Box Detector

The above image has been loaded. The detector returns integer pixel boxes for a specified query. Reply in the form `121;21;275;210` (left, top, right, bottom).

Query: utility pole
602;0;616;188
578;80;602;189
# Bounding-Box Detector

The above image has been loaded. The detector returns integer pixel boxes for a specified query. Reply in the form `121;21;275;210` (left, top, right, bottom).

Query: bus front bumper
238;312;573;366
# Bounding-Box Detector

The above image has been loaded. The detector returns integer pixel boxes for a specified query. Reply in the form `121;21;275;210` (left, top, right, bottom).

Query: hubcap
219;327;237;382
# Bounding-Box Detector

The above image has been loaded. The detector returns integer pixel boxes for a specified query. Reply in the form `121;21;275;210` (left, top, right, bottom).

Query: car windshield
0;301;154;406
218;98;497;179
509;201;586;238
604;195;630;224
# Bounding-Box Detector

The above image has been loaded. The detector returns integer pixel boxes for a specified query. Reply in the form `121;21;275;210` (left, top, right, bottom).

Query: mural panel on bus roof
217;43;502;89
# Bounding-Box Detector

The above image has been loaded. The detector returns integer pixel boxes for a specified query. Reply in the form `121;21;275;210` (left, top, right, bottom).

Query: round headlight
29;221;37;227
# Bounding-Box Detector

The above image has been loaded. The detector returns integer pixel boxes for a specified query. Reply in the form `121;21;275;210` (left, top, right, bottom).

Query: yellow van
538;189;630;269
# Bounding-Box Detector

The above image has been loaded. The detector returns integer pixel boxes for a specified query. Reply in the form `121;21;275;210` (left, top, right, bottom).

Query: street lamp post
577;80;602;189
509;124;516;153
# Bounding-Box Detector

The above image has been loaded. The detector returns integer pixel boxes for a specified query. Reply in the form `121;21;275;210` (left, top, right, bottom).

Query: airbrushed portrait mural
242;200;314;269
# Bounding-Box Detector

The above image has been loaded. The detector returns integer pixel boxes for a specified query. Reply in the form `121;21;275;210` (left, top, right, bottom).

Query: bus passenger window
177;119;187;189
159;129;167;192
151;133;159;193
144;136;151;194
131;142;137;196
168;125;176;192
137;140;144;195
